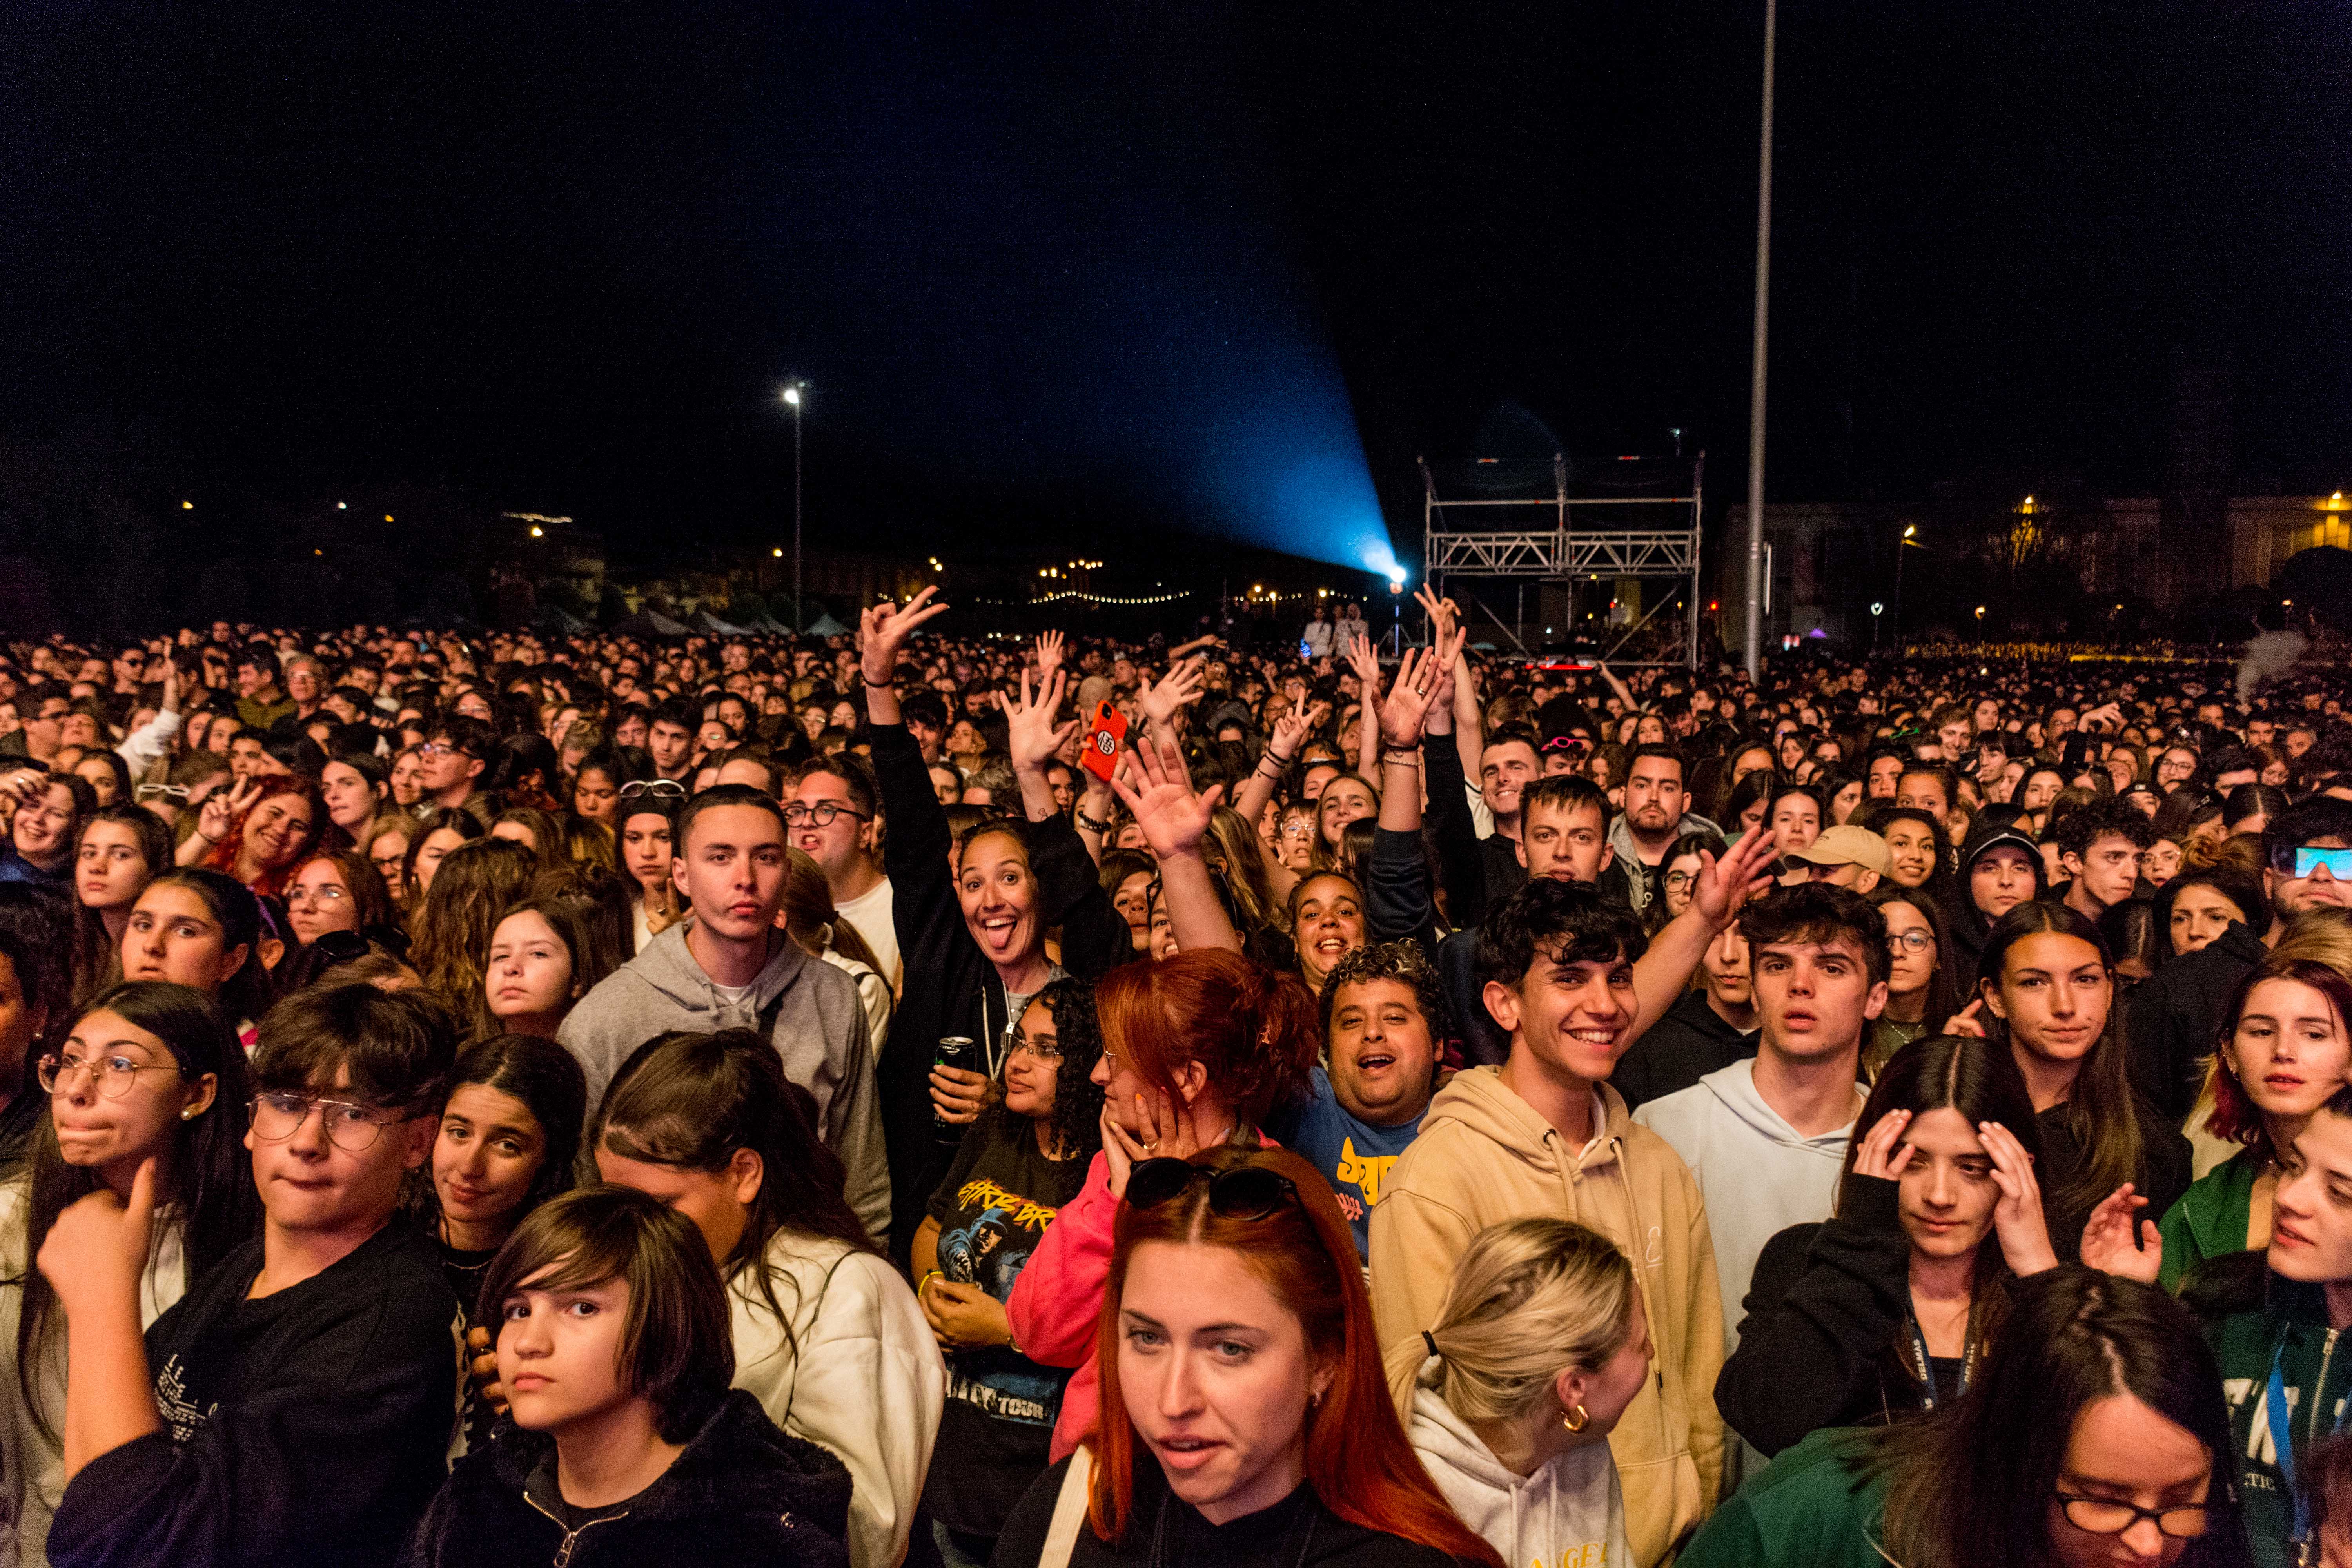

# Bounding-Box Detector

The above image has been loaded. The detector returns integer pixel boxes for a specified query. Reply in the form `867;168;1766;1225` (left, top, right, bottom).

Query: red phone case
1081;701;1127;781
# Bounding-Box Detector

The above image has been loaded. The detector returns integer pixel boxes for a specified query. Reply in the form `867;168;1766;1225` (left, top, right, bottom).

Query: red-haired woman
994;1146;1502;1568
2156;956;2352;1290
1006;949;1317;1467
180;776;327;898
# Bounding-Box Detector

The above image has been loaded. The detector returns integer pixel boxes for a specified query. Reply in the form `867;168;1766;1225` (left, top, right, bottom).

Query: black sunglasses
1126;1158;1298;1219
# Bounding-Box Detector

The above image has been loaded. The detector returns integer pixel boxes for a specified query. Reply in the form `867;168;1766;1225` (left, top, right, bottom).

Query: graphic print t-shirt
921;1115;1090;1536
1270;1067;1427;1259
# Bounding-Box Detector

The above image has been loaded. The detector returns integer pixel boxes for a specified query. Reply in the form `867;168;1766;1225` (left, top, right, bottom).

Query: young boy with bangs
401;1186;853;1565
42;984;463;1568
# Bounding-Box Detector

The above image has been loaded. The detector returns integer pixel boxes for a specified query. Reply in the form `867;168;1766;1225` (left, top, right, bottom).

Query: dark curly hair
1006;975;1106;1162
1317;939;1455;1049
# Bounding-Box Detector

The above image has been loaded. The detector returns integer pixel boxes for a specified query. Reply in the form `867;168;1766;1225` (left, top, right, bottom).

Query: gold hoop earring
1561;1403;1588;1434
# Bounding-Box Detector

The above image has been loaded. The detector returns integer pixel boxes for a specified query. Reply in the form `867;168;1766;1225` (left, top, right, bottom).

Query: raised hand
1267;696;1330;763
1138;657;1205;733
1344;633;1380;693
195;776;261;844
1112;733;1223;863
1979;1120;2060;1276
858;587;950;686
1848;1109;1916;1182
1688;822;1782;929
997;669;1078;772
2076;1183;2160;1283
1377;626;1468;750
1033;629;1066;679
1942;997;1989;1038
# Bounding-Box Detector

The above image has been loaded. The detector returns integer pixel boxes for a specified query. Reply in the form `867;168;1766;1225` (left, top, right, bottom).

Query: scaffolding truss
1420;452;1705;669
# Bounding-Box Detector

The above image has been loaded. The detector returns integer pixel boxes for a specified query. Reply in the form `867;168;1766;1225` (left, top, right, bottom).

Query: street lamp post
1893;524;1916;646
782;384;805;629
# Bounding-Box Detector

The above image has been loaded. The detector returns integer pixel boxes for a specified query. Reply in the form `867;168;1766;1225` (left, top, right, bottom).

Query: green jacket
2159;1145;2259;1293
2193;1261;2352;1568
1675;1429;1890;1568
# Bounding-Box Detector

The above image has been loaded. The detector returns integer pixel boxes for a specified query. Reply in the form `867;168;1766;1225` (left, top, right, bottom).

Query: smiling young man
1268;941;1454;1260
786;757;898;993
1370;877;1727;1568
42;984;461;1568
559;784;887;1242
1634;885;1887;1349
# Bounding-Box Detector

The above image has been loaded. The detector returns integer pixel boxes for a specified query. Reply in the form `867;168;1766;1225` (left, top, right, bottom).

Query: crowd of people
0;592;2344;1565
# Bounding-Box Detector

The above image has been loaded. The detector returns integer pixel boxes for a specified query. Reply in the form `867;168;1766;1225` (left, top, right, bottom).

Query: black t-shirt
441;1238;500;1454
1611;989;1758;1111
994;1456;1466;1568
922;1112;1091;1537
47;1219;463;1568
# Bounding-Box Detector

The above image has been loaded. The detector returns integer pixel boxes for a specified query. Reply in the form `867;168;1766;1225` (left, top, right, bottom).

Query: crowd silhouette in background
0;595;2341;1565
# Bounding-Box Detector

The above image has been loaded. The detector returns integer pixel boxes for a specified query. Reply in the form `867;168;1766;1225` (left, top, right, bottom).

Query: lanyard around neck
2269;1324;2352;1555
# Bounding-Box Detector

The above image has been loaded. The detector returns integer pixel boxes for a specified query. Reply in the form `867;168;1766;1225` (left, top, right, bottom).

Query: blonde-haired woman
1408;1217;1653;1568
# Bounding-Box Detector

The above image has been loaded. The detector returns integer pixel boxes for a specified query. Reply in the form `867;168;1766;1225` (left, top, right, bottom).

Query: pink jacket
1006;1151;1118;1461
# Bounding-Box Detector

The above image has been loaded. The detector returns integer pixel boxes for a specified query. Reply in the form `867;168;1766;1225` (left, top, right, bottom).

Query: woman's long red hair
1087;1146;1503;1568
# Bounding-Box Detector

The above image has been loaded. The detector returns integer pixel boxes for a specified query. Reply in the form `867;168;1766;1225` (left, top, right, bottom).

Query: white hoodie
1409;1357;1632;1568
1632;1058;1860;1348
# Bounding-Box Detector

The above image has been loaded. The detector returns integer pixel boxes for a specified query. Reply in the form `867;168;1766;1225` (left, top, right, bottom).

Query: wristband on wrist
1381;749;1423;766
862;675;895;690
1074;807;1113;835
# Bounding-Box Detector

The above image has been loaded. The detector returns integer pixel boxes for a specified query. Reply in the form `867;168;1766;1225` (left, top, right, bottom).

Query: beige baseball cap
1786;824;1894;878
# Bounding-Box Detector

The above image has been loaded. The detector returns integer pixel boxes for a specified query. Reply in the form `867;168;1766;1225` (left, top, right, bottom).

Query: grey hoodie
1632;1058;1859;1348
559;924;891;1243
1409;1358;1632;1568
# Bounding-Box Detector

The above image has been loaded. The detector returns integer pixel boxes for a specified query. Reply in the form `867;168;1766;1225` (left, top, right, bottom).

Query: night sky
3;1;2346;583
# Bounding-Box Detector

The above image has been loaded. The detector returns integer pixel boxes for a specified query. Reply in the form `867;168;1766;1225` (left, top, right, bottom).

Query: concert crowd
0;590;2341;1567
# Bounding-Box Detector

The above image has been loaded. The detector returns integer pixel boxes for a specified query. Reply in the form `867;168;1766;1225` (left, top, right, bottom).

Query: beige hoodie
1369;1066;1725;1568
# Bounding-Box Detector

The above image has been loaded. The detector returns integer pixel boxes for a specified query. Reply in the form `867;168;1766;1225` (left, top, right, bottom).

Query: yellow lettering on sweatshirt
1336;1136;1399;1209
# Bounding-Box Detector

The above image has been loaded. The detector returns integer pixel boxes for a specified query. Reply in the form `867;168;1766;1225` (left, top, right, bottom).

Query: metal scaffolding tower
1420;452;1706;670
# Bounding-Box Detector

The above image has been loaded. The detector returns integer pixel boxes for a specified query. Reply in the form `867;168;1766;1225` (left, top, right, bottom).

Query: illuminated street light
181;500;192;510
529;526;543;538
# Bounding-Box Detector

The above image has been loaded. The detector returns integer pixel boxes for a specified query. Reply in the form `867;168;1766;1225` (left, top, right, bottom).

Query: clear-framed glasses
39;1050;168;1098
287;884;349;910
2052;1493;2208;1541
1887;929;1935;954
249;1091;407;1152
1007;1033;1063;1063
617;779;686;802
135;784;189;802
783;802;868;828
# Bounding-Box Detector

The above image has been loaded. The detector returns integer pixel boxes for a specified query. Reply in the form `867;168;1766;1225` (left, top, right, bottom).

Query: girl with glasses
281;849;393;951
1867;891;1958;1079
0;982;256;1566
993;1146;1500;1568
910;980;1105;1568
1685;1267;2249;1568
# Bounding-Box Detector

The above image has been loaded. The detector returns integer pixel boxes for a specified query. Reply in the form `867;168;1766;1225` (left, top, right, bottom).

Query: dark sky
3;0;2347;579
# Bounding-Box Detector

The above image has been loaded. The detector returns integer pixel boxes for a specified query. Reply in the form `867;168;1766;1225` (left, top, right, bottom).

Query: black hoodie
398;1389;853;1568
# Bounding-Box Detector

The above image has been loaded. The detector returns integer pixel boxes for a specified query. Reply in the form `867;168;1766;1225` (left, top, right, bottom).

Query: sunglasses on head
1125;1158;1298;1219
618;779;686;802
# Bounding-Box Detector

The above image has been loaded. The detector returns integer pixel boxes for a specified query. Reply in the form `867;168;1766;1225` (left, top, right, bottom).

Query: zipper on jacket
2312;1327;2343;1456
526;1492;631;1568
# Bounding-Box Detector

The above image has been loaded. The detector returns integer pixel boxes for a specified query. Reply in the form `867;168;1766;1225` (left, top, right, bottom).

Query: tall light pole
1740;0;1777;682
782;383;805;628
1893;523;1916;644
